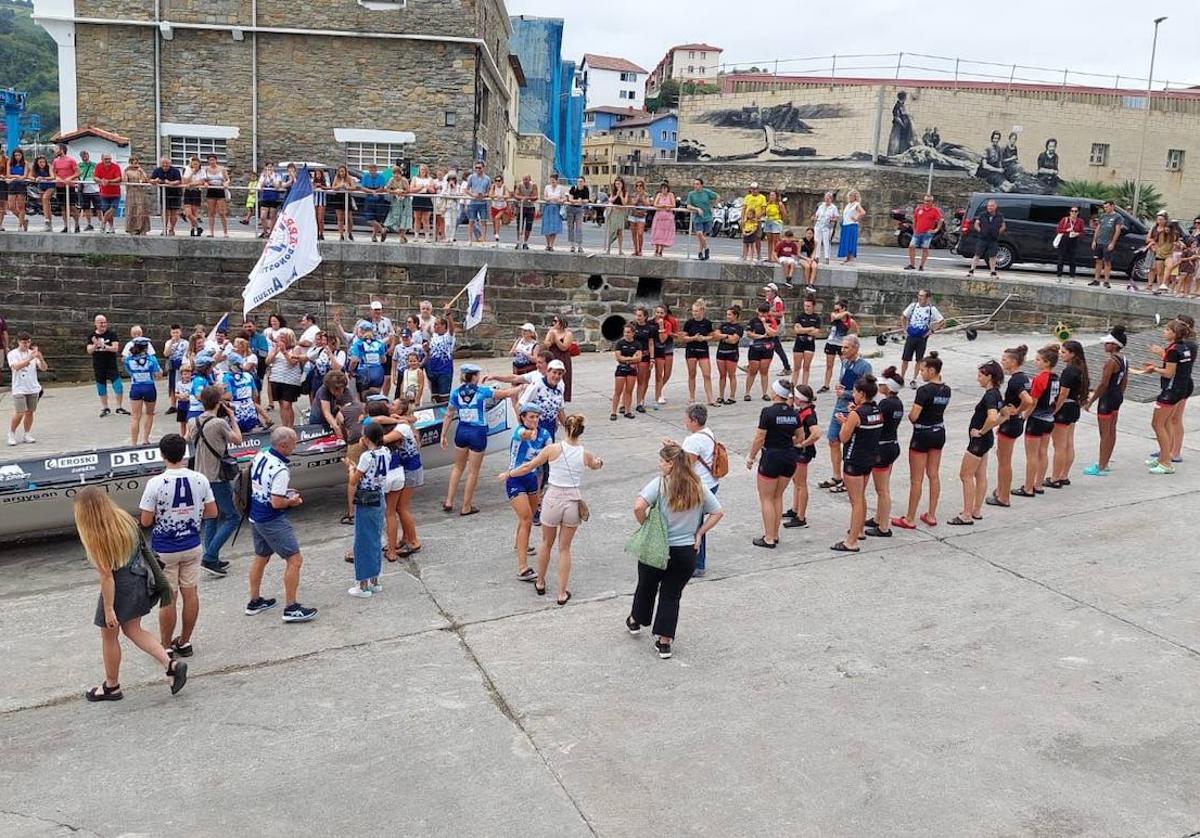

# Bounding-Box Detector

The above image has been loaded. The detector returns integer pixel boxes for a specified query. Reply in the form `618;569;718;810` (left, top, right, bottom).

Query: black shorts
183;189;203;207
205;188;226;201
974;239;999;260
795;447;815;465
79;191;101;211
843;460;874;477
997;416;1025;439
901;334;928;363
162;190;182;210
910;426;946;452
742;231;760;244
716;350;740;363
1156;379;1193;406
1025;416;1054;437
615;364;636;378
658;341;675;356
684;345;710;360
966;433;994;457
1096;393;1123;417
272;382;301;403
824;342;843;356
1054;402;1081;425
874;440;900;471
793;338;815;354
758;447;797;480
747;347;773;362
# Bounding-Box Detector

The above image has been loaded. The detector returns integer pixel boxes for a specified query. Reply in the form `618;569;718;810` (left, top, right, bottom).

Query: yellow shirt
763;201;783;224
743;192;766;220
742;216;760;235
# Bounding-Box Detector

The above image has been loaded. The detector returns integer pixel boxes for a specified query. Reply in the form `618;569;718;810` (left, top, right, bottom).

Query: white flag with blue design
243;167;323;315
464;265;487;331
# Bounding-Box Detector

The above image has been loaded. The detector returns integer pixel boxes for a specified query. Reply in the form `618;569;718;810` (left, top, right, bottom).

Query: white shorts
385;468;406;493
778;256;797;267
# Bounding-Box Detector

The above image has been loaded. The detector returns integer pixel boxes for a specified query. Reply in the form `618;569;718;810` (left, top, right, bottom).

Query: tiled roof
50;125;131;146
671;43;721;52
582;53;649;75
585;106;647;118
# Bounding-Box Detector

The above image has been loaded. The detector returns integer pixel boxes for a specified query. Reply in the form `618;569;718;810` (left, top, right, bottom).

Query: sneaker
1082;463;1109;477
115;407;130;415
655;640;673;659
99;408;111;418
347;586;372;598
1149;463;1176;475
1087;280;1099;287
21;433;35;444
1103;282;1111;289
169;638;194;658
244;597;277;615
370;582;383;593
782;509;797;519
282;602;318;622
782;517;807;529
85;223;94;231
625;616;641;635
201;561;229;577
904;264;915;271
5;432;15;446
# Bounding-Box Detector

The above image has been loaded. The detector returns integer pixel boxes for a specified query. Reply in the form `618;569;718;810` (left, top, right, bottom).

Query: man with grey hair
812;191;839;264
675;403;720;576
823;334;871;491
246;426;317;622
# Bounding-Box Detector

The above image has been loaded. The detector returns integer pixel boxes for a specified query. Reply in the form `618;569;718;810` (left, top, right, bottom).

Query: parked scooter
890;206;963;250
712;199;743;238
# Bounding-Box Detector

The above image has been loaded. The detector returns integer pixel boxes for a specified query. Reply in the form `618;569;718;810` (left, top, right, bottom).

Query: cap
370;301;383;310
356;319;375;332
1101;333;1126;346
764;282;779;291
460;363;482;374
749;181;759;189
194;351;215;367
521;322;536;332
547;360;566;371
400;328;413;338
226;352;245;368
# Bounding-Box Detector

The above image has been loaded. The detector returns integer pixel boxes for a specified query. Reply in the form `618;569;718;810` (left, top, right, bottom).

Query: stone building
33;0;513;173
674;74;1200;219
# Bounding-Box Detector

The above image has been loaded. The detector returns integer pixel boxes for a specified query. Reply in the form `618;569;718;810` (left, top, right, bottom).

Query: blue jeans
202;480;240;565
696;484;718;571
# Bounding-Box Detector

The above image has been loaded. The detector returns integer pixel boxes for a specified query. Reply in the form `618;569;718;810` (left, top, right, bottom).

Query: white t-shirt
682;428;719;490
138;468;214;554
814;203;839;230
122;339;158;358
902;303;944;334
299;324;321;347
7;348;41;396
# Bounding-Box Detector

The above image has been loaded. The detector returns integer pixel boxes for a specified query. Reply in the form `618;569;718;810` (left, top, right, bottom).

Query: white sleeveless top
548;441;585;489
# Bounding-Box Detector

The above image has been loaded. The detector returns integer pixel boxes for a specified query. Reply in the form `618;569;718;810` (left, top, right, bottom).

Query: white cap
370;301;383;310
749;181;759;189
521;322;536;332
764;282;779;291
1101;333;1123;345
547;360;566;371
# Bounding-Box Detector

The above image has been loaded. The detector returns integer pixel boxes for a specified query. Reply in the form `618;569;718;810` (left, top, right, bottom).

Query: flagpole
446;264;487;308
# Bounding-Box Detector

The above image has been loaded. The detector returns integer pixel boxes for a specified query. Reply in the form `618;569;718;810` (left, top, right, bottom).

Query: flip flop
397;544;421;558
890;516;916;530
947;516;974;526
339;515;354;525
460;507;480;517
830;541;860;553
556;591;572;606
167;660;188;695
817;478;842;489
919;513;938;527
442;503;453;513
517;568;537;582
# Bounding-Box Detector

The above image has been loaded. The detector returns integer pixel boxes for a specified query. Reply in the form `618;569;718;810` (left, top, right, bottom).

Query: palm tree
1057;180;1114;201
1113;180;1165;221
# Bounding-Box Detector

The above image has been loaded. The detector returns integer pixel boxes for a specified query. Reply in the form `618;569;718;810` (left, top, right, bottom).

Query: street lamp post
1132;15;1167;219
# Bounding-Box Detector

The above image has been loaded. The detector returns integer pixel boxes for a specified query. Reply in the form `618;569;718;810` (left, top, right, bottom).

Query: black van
954;193;1151;279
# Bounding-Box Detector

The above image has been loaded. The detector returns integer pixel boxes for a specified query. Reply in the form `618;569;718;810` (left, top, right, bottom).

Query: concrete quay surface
1;335;1199;838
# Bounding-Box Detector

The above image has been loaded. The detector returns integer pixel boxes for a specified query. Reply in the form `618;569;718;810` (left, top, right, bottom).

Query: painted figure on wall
1001;132;1020;179
1036;138;1060;187
887;91;915;156
978;131;1006;189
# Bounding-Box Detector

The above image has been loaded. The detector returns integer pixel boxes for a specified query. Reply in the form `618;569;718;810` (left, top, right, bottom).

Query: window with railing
1167;148;1185;171
346;142;409;169
1088;143;1109;166
168;137;228;167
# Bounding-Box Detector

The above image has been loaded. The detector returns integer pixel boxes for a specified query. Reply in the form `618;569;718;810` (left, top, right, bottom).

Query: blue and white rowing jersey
508;425;552;470
223;370;260;430
138;468;214;553
394;422;422;470
188;372;213;419
392;341;426;368
249;448;291;523
450;384;495;426
124;354;160;385
427;332;456;375
352;338;387;388
517;372;565;434
355;448;389;491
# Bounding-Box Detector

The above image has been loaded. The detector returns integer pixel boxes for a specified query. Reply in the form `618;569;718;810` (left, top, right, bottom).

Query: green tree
0;0;59;137
1114;180;1165;220
646;78;679;113
1057;180;1115;201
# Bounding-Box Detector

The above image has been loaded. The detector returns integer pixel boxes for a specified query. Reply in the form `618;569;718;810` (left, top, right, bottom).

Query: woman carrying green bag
627;444;723;659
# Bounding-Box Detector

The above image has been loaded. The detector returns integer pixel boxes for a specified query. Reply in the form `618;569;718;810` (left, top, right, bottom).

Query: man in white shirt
138;433;217;657
7;332;46;445
899;289;945;387
677;404;719;576
297;313;321;349
812;192;839;264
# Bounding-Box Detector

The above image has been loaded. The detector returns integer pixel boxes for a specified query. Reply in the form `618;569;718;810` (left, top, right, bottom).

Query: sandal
534;580;546;596
556;591;572;606
947;516;974;526
85;681;123;702
1010;487;1036;498
339;514;354;525
864;526;892;538
890;516;916;530
442;503;454;513
972;514;983;521
919;513;937;527
1043;478;1064;489
817;477;842;490
517;567;537;582
397;544;422;558
167;659;188;695
817;385;830;393
384;551;397;563
830;541;860;553
743;395;751;401
985;494;1010;508
610;413;618;421
829;483;847;493
460;507;480;517
344;552;354;563
752;536;777;549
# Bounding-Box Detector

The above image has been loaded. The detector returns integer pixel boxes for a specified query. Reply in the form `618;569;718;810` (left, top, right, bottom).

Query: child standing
349;422;390;598
175;364;192;437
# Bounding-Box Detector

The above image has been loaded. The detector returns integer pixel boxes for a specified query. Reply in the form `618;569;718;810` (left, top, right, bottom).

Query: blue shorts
467;201;488;223
129;383;157;402
911;232;934;249
176;399;190;415
455;422;488;453
694;218;714;236
98;196;120;213
827;410;847;443
95;374;124;397
237;415;259;433
505;473;539;499
428;370;452;398
250;516;300;560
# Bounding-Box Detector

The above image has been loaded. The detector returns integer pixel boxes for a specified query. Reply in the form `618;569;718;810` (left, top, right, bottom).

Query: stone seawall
0;234;1190;382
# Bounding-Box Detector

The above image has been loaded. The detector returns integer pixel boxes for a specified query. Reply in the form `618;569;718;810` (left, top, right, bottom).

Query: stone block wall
1;235;1190;383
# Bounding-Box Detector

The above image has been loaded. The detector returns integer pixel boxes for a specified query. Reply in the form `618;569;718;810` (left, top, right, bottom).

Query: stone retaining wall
0;233;1189;382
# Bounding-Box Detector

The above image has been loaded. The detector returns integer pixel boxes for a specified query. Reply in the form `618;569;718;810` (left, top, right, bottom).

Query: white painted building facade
578;54;648;111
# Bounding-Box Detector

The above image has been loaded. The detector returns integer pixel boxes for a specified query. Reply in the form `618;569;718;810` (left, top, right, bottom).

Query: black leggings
772;337;790;369
1056;237;1078;277
631;545;696;639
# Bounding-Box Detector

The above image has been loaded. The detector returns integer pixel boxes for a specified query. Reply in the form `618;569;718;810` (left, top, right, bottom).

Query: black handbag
353;487;383;507
194;416;240;482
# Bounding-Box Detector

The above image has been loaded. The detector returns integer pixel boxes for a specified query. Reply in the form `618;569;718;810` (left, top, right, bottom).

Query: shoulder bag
193;416;240;482
699;429;729;480
624;480;668;569
136;528;173;608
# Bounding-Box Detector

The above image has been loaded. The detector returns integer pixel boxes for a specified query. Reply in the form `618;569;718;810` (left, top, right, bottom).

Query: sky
506;0;1199;92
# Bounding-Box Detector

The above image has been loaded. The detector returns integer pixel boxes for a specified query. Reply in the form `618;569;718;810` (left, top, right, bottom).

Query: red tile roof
671;43;722;52
582;53;648;75
50;125;131;146
585;106;647;118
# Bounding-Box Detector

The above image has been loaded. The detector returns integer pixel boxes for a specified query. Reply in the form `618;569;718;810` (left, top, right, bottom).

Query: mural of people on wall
1037;138;1060;188
887;91;915;156
1001;132;1021;179
978;131;1007;189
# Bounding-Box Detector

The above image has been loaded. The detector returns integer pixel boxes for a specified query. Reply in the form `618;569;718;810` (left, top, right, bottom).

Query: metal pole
895;52;903;80
830;54;837;81
1133;16;1167;218
927;161;934;195
1060;67;1068;103
954;58;961;92
1005;63;1014;99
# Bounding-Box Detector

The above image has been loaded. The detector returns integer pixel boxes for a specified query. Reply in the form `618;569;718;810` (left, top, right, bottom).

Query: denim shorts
911;232;934;248
467;201;488;222
250;516;301;560
428;370;452;397
761;220;783;234
98;196;120;213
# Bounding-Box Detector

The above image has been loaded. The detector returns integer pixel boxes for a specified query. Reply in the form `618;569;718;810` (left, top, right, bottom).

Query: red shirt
94;161;123;198
765;296;785;328
51;155;79;181
775;240;800;259
1055;217;1084;236
913;204;942;235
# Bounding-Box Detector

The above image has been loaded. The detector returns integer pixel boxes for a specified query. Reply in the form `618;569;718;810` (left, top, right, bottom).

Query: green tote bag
624;495;669;570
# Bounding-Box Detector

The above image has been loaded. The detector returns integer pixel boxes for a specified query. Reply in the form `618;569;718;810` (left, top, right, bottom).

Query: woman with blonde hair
629;443;722;659
75;486;188;701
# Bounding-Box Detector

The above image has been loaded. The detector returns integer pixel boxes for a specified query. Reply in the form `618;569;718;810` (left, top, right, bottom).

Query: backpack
699;428;729;480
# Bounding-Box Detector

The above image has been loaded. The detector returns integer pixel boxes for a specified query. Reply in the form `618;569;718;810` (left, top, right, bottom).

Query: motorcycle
890;206;962;250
